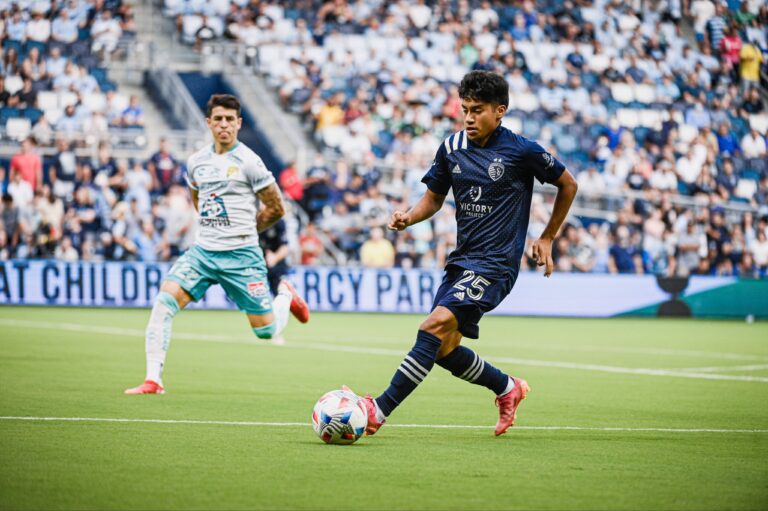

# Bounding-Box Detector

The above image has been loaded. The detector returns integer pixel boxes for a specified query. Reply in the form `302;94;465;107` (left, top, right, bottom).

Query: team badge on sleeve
488;158;504;181
542;152;555;170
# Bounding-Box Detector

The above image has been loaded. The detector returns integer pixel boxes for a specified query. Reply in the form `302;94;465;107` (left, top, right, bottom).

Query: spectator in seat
9;77;37;109
10;137;42;192
741;127;766;159
120;95;144;127
0;193;21;254
278;162;304;202
51;8;80;51
299;222;323;265
360;226;395;268
25;9;51;46
1;46;21;78
45;46;68;81
149;138;178;194
21;47;46;85
91;9;123;58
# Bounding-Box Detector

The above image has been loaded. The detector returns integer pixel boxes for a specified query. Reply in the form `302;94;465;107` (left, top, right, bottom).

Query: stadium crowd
1;0;767;278
0;0;143;148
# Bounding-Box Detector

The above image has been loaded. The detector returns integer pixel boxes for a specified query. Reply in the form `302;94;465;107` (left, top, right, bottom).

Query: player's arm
256;183;286;233
532;169;578;277
190;188;199;212
388;189;446;231
266;244;290;267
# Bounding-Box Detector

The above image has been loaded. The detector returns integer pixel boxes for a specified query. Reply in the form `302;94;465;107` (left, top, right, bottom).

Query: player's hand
388;210;410;231
532;237;554;277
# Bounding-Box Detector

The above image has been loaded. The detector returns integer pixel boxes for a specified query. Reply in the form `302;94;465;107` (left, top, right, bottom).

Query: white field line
674;363;768;373
0;416;766;434
2;319;768;384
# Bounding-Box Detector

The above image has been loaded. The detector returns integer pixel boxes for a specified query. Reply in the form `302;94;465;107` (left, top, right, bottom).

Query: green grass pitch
1;306;767;510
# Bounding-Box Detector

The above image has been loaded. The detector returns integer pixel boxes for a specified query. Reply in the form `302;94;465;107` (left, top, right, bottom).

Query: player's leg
245;283;292;340
125;247;214;395
430;275;530;436
217;246;305;340
435;333;515;398
358;305;456;435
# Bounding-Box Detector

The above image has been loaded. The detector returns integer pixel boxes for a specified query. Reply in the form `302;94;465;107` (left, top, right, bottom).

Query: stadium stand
0;0;767;278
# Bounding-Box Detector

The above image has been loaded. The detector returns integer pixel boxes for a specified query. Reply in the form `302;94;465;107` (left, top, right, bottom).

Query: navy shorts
431;264;514;339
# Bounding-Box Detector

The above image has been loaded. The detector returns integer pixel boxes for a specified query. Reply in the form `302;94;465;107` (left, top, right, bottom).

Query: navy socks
375;330;442;416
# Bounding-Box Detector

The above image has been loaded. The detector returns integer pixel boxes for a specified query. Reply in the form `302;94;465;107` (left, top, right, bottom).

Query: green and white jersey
186;142;275;251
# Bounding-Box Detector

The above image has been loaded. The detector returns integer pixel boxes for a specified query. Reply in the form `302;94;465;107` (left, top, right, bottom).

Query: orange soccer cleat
494;377;530;436
342;385;385;436
124;379;165;395
278;279;310;323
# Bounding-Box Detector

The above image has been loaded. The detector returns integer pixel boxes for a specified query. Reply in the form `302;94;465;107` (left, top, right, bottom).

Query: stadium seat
22;108;43;125
44;108;63;125
678;124;698;143
82;93;107;112
0;107;20;126
633;85;656;105
616;109;641;128
5;117;31;140
734;178;757;200
4;75;23;94
58;91;78;108
37;91;58;112
611;83;634;104
749;114;768;134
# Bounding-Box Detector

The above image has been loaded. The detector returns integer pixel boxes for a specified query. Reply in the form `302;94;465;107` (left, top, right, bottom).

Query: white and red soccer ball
311;389;367;445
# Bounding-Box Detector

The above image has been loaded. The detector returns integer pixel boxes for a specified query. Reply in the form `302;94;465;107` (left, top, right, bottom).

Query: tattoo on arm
256;183;286;233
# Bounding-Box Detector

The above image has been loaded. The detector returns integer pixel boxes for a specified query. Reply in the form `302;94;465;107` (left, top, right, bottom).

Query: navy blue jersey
422;125;565;281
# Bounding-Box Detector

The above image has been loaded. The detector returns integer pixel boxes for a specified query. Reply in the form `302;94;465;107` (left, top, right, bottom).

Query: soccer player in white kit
125;94;309;395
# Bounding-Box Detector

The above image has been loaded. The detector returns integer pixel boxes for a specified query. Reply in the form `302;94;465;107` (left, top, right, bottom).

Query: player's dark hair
206;94;241;117
458;71;509;108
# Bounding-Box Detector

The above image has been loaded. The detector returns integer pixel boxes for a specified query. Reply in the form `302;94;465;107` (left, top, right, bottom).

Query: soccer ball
311;389;367;445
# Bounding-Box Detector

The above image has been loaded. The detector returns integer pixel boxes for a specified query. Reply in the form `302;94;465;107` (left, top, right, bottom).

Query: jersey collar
211;141;241;155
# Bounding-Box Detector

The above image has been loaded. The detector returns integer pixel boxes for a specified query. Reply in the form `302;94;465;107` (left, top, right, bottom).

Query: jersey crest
488;158;504;181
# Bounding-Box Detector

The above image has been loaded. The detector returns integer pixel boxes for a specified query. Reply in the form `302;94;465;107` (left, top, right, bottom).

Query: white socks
145;291;180;385
272;288;291;336
498;377;516;397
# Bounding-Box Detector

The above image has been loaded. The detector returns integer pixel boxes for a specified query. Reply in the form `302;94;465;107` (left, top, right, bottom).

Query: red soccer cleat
279;279;310;323
342;385;385;436
360;393;385;436
494;377;530;436
124;379;165;395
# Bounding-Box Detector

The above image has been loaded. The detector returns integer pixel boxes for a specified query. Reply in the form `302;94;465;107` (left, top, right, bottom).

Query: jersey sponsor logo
452;164;462;174
542;152;555;170
247;281;268;298
195;165;220;179
199;194;231;227
458;201;493;217
453;291;465;301
469;186;482;202
488;158;504;181
226;166;239;178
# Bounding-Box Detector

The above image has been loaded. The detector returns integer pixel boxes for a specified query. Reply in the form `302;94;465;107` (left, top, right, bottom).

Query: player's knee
156;291;180;316
252;322;277;339
419;308;457;337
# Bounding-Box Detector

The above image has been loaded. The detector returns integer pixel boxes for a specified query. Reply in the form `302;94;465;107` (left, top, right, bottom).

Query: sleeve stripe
445;131;468;155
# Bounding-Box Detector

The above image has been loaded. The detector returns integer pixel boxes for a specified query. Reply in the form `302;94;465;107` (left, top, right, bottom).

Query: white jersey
186;142;275;251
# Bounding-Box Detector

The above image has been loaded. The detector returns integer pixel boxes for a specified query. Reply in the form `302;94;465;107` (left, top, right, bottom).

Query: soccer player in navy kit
349;71;578;436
